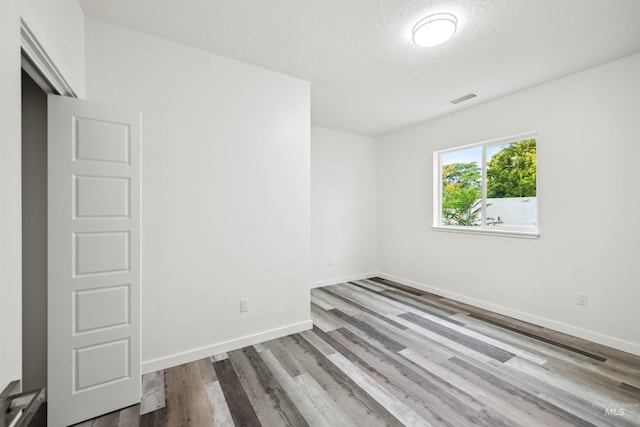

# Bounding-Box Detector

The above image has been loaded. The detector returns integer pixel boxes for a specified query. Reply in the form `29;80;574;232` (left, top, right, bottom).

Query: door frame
19;16;78;390
20;18;76;98
19;18;77;396
1;12;78;397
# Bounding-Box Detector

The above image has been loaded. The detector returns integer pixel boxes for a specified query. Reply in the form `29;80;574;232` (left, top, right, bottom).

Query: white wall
20;0;86;97
85;19;312;373
0;0;23;391
378;53;640;355
311;127;377;287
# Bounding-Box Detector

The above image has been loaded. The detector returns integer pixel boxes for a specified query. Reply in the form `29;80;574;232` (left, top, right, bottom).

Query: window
433;134;538;238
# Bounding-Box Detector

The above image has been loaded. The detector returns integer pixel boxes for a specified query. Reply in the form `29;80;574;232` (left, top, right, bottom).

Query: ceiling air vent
450;93;477;104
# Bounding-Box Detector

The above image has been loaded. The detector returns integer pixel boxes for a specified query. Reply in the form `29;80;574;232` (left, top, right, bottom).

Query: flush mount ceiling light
412;13;457;47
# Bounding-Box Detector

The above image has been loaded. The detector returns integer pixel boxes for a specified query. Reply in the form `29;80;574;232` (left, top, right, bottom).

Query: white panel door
48;95;141;427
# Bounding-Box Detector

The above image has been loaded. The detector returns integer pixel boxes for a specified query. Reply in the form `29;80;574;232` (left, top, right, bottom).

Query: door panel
75;175;130;218
48;95;140;427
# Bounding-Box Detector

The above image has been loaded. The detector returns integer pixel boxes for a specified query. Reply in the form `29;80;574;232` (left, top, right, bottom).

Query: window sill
431;226;540;240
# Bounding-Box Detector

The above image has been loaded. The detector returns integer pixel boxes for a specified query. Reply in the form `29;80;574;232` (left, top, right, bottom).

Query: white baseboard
378;272;640;356
311;272;378;288
141;319;313;374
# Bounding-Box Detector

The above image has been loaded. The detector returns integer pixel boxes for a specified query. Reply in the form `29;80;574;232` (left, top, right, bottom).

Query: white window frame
432;132;540;239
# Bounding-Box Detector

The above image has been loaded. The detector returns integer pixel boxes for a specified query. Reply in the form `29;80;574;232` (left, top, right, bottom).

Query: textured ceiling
80;0;640;136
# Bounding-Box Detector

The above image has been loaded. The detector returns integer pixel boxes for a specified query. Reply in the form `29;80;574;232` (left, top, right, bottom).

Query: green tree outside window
441;139;536;227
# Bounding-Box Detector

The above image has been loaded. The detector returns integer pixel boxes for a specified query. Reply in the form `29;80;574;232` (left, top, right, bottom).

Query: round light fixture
412;13;457;47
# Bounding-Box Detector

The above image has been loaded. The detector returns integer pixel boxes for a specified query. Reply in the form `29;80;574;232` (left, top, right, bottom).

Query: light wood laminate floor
73;278;640;426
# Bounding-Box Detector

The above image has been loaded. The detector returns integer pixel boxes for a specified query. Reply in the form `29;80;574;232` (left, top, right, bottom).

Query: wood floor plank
260;335;306;378
349;279;459;316
324;317;496;426
369;277;426;295
379;289;463;319
213;358;262;427
138;406;166;427
310;302;347;332
450;356;599;427
399;348;557;427
537;392;633;427
293;372;358;427
442;296;619;364
458;313;640;387
319;286;408;329
325;327;460;426
504;356;640;425
211;353;228;362
400;312;515;362
468;313;607;362
118;404;141;427
194;358;236;426
208;380;235;426
330;308;406;352
542;355;640;403
348;279;388;292
164;363;215;427
195;358;217;383
299;329;337;356
406;309;547;365
445;347;623;426
232;346;310;427
253;342;267;352
79;280;640;427
259;348;353;426
327;351;431;427
72;409;120;427
342;307;461;370
311;290;360;316
330;326;512;427
448;353;591;426
331;283;409;315
228;348;291;426
140;371;165;415
310;294;335;311
455;313;576;359
295;330;405;427
620;382;640;395
350;310;456;364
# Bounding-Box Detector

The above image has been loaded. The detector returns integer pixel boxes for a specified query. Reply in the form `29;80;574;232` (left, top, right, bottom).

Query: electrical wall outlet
576;292;588;306
240;298;249;313
328;258;333;267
